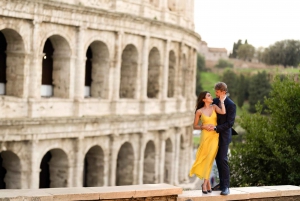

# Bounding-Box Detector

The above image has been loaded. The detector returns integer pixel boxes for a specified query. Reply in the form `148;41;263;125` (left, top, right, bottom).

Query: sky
193;0;300;53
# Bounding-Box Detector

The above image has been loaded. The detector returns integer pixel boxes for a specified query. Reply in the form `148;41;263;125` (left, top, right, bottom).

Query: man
207;82;236;195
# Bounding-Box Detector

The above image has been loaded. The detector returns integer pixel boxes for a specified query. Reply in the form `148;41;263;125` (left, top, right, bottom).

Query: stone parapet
179;185;300;201
0;183;182;201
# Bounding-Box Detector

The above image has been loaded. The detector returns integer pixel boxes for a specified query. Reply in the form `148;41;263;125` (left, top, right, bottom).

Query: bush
215;59;234;69
230;75;300;186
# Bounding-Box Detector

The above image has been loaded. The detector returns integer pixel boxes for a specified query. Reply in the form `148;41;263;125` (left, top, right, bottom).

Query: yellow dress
189;110;219;179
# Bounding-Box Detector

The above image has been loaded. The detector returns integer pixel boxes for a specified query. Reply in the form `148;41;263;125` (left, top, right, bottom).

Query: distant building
198;41;228;68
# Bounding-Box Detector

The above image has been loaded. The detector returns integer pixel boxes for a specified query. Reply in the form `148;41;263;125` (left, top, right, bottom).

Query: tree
221;69;238;100
197;53;205;71
236;74;249;108
237;43;255;61
262;40;300;67
229;39;242;58
215;59;234;69
195;54;205;95
248;71;271;113
230;75;300;186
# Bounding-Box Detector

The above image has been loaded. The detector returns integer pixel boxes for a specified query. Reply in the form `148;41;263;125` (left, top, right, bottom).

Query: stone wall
0;0;200;189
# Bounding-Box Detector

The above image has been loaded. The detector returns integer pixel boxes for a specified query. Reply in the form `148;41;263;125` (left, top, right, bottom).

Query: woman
189;91;226;194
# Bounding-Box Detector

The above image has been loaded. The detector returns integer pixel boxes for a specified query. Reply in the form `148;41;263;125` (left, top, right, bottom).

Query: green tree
230;75;300;186
236;74;249;108
237;43;255;61
248;71;271;113
196;54;205;95
262;40;300;67
197;53;205;71
215;59;234;69
221;69;238;100
229;39;242;58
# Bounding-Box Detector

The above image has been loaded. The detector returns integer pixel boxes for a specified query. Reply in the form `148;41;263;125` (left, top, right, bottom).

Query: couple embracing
189;82;237;196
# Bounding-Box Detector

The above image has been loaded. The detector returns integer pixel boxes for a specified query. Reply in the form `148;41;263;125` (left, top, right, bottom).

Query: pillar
74;26;86;116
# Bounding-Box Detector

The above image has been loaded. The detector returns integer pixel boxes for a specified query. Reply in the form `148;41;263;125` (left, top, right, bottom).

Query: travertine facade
0;0;200;189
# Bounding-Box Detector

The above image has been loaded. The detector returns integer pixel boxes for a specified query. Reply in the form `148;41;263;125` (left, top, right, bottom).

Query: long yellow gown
189;110;219;179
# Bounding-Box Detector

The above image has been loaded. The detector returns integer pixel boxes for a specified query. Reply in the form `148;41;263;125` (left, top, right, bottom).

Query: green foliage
215;59;234;69
197;53;206;71
237;43;255;61
262;40;300;67
221;69;238;100
199;72;220;92
248;71;271;113
236;74;249;108
195;54;205;95
230;75;300;186
229;39;242;58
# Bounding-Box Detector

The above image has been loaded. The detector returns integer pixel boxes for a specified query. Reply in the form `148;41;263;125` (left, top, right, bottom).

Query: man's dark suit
213;97;236;191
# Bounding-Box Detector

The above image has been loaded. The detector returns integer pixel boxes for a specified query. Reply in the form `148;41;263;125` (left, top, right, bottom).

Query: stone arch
0;151;21;189
116;142;134;186
143;140;155;184
0;28;26;97
178;134;185;183
83;145;104;187
41;35;72;98
147;47;161;98
39;148;69;188
164;138;173;183
120;44;138;99
168;50;176;98
181;54;187;97
85;41;110;98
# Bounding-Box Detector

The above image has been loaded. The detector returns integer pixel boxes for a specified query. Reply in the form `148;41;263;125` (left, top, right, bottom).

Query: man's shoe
220;188;230;195
212;183;221;191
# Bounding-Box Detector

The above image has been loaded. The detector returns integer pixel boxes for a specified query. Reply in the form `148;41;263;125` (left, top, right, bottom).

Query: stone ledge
0;183;182;201
178;185;300;201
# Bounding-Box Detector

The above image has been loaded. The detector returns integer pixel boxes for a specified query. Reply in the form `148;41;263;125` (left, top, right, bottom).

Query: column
161;40;170;112
140;35;149;100
30;140;40;189
139;35;150;114
173;131;180;185
112;31;123;100
192;49;197;99
29;20;41;100
137;133;146;184
73;138;84;187
162;40;170;100
159;131;166;183
109;134;118;186
74;26;86;116
111;31;123;114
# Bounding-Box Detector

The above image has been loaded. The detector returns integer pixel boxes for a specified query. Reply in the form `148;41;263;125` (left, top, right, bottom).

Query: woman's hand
219;93;226;102
202;124;214;131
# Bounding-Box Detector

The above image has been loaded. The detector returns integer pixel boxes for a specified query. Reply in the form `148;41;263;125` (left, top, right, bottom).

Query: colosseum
0;0;200;189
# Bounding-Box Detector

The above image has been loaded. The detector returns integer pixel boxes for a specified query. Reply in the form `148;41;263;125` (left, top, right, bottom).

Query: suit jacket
213;97;237;145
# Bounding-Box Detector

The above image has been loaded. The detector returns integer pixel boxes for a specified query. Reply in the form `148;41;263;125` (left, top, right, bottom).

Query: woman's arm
193;110;214;130
193;109;202;130
213;102;226;114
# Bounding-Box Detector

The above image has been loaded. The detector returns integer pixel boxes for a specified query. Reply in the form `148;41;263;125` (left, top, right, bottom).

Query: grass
193;135;200;147
200;72;220;92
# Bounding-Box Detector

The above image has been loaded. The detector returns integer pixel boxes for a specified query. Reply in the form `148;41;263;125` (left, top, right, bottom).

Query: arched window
168;51;176;98
83;146;104;187
147;47;161;98
0;31;7;95
120;45;138;99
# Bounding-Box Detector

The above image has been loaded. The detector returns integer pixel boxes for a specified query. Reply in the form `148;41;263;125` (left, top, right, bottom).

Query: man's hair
214;82;227;92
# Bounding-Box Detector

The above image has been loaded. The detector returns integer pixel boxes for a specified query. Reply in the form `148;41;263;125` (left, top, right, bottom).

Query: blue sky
194;0;300;53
